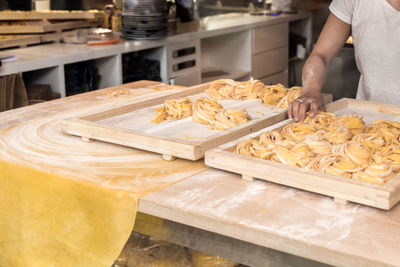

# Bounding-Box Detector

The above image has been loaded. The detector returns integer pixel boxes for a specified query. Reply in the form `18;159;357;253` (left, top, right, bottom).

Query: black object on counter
122;0;169;39
51;0;112;10
122;52;161;83
176;0;195;23
65;61;99;96
6;0;31;10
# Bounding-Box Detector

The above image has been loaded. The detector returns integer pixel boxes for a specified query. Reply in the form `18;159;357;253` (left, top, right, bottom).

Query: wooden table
1;82;399;267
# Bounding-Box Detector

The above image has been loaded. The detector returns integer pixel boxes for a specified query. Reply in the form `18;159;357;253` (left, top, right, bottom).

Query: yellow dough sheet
0;105;207;266
0;160;137;267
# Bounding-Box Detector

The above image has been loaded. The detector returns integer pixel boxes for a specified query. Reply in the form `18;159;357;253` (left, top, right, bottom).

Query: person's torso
351;0;400;104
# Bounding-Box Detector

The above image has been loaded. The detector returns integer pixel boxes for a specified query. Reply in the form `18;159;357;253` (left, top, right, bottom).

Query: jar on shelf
112;12;122;32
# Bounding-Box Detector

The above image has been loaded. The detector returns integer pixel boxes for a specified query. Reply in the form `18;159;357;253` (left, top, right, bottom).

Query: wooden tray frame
0;11;102;21
61;82;317;161
0;35;41;49
205;98;400;210
0;20;100;34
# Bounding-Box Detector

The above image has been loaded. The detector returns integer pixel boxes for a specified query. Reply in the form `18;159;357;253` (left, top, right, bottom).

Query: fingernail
294;117;298;121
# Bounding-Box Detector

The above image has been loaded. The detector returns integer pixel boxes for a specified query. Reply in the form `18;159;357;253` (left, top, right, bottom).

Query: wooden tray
0;11;102;21
62;82;329;161
0;35;41;49
205;98;400;210
0;20;100;34
0;30;88;49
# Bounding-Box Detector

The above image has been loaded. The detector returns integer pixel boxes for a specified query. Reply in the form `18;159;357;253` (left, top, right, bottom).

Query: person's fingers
320;103;326;112
288;102;294;119
298;101;311;122
309;102;319;118
291;100;301;121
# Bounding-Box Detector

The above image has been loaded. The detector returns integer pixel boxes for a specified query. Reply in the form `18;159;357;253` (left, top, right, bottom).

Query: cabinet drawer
167;40;201;77
252;46;288;79
253;23;288;54
259;71;288;86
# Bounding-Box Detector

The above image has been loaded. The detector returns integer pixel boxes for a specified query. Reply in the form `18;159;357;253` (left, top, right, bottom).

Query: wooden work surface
1;81;400;267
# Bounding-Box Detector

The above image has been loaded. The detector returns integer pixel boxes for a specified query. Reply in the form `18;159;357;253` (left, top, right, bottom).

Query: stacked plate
122;0;169;40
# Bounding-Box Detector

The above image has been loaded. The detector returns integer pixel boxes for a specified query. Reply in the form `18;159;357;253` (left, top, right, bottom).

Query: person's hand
288;91;326;122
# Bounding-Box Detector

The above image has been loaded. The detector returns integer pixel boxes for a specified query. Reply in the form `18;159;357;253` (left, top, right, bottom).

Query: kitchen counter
1;82;399;267
0;12;310;76
0;12;312;97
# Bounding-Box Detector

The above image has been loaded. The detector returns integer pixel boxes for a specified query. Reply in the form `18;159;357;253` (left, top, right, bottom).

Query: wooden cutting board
205;98;400;210
62;82;331;161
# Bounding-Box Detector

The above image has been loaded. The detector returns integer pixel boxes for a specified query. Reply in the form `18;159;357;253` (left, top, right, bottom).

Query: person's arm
288;13;351;122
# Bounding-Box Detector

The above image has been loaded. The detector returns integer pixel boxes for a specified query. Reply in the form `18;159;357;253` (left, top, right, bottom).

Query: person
288;0;400;122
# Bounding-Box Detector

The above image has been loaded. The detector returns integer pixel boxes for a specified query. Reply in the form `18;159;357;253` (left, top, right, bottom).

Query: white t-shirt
329;0;400;104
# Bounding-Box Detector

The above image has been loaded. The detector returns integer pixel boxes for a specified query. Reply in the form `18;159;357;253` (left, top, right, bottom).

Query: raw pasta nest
206;79;237;100
208;108;251;130
259;83;287;106
276;86;302;109
258;84;303;108
192;97;223;125
152;97;192;124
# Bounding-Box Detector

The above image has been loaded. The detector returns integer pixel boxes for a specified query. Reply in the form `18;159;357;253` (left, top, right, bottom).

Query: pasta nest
234;78;265;100
152;97;192;124
304;112;336;130
281;123;316;142
259;130;283;145
208;108;251;130
234;139;259;157
334;114;365;136
303;136;333;155
268;143;314;168
321;125;352;145
353;163;393;185
376;143;400;172
258;83;287;106
192;97;223;125
206;79;237;100
234;139;274;160
366;120;400;143
307;153;361;178
332;141;370;167
351;133;385;151
276;86;302;109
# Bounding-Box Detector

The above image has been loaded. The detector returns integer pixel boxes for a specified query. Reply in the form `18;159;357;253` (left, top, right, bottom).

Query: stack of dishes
122;0;169;40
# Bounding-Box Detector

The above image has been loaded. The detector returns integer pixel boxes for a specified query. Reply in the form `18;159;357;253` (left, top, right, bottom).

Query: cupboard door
253;23;288;55
252;46;288;79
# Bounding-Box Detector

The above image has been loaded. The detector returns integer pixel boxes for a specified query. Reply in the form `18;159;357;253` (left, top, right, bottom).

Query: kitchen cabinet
0;12;311;97
251;22;289;86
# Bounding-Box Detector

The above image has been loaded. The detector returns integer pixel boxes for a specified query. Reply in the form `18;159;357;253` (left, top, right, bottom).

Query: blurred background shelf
0;10;103;20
